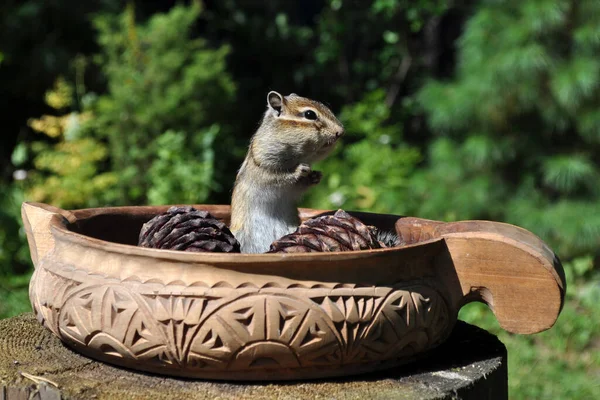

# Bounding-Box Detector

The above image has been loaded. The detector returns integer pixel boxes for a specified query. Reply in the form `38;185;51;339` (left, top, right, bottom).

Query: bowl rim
46;204;444;264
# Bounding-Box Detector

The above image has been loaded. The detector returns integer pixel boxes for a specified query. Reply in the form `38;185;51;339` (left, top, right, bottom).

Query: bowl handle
21;202;75;268
396;218;566;334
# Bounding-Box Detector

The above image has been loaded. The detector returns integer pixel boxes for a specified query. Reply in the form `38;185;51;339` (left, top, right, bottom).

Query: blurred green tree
294;0;453;213
91;2;236;205
2;2;237;277
15;2;236;209
22;77;116;209
305;90;422;214
417;0;600;258
0;0;122;178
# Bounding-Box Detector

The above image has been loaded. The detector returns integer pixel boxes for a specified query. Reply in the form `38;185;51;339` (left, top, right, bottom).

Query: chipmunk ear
267;91;284;115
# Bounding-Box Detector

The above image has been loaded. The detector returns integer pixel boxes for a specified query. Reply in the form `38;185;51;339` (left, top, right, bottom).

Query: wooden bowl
22;202;565;381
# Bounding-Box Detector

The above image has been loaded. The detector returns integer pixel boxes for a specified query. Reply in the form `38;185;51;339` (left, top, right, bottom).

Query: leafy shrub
91;3;236;205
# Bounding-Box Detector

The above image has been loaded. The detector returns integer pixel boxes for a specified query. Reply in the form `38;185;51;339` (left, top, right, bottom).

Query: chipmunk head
252;91;344;169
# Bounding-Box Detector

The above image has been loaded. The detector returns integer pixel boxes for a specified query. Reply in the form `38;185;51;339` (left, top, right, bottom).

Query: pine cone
139;206;240;253
268;209;393;253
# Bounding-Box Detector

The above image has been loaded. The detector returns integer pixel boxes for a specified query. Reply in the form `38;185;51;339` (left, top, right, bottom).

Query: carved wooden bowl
22;202;565;381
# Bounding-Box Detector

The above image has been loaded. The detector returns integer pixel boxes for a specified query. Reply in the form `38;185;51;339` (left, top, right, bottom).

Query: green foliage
309;0;450;101
305;90;421;213
302;0;451;213
404;137;509;221
0;2;237;310
0;273;31;319
13;3;236;209
147;128;218;205
459;255;600;399
420;4;600;395
0;186;30;276
19;78;116;209
417;0;600;258
91;3;235;205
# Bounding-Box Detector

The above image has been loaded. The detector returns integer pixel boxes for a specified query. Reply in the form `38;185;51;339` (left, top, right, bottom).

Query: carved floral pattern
30;261;450;378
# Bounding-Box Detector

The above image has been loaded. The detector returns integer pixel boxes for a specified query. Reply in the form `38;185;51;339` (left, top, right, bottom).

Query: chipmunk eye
303;110;318;120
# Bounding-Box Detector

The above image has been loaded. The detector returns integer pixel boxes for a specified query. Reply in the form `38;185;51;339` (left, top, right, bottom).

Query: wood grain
395;218;565;334
20;202;565;380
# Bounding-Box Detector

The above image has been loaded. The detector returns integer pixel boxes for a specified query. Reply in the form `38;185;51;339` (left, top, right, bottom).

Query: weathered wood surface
0;314;507;400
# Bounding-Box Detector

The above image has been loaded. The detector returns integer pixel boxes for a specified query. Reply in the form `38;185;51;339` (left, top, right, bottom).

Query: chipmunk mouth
318;132;343;154
320;140;336;152
323;135;340;147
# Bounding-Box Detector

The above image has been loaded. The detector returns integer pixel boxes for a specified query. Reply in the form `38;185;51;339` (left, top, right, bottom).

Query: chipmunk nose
335;130;344;138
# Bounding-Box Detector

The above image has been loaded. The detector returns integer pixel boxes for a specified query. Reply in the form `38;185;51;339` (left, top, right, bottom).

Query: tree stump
0;313;507;399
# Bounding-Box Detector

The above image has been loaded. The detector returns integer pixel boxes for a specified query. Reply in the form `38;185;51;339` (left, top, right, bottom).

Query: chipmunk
230;91;344;253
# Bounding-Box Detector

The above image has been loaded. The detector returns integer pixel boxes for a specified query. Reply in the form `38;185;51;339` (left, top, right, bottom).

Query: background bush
0;1;598;398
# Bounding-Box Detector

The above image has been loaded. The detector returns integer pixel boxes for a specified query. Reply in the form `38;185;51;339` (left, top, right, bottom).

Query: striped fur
231;92;344;253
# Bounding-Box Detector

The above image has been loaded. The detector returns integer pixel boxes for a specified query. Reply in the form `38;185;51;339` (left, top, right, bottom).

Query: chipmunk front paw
307;170;322;185
294;163;312;179
294;164;321;185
